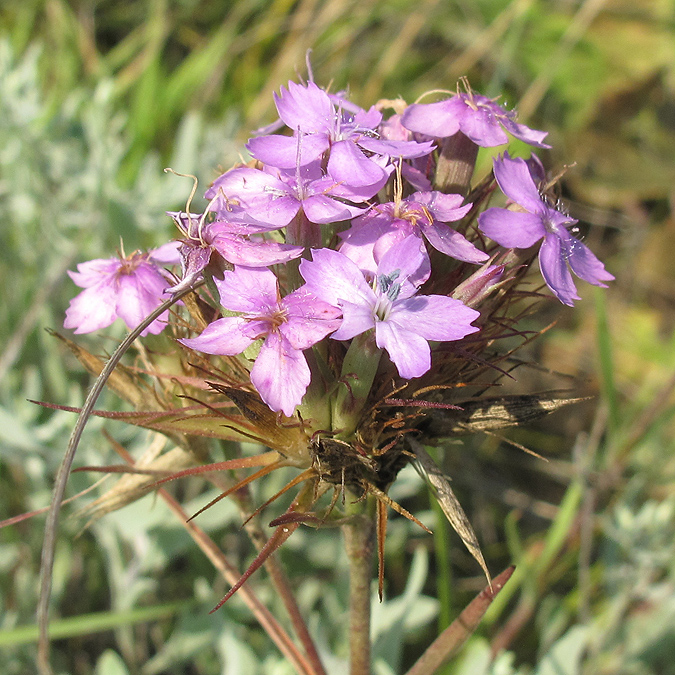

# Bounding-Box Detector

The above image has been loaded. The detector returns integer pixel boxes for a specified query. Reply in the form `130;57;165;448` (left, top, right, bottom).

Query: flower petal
299;248;373;308
412;191;471;223
211;233;304;266
422;222;489;263
492;154;546;214
327;140;388;189
206;167;299;229
539;233;580;306
215;266;279;314
478;207;545;248
68;258;120;287
389;295;480;341
375;320;431;379
562;232;615;287
357;137;435;159
64;282;118;334
332;300;375;341
116;266;170;336
281;288;342;349
459;102;510;146
376;235;430;295
247;133;328;169
302;193;364;224
274;81;335;135
401;99;462;138
179;316;254;354
251;333;310;417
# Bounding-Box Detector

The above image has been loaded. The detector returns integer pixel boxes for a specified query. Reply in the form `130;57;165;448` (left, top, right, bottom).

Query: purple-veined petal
281;288;342;349
388;295;480;341
401;99;462;138
401;162;433;191
337;212;392;275
478;207;545;248
458;103;510;146
422;222;489;263
302;193;364;224
68;258;121;287
206;167;299;229
375;320;431;379
539;233;580;306
214;266;279;314
352;106;382;129
500;118;550;149
211;233;304;266
412;191;471;222
116;266;170;335
299;248;373;308
357;137;435;159
274;81;336;135
492;154;547;214
179;316;254;355
371;224;414;268
251;333;310;417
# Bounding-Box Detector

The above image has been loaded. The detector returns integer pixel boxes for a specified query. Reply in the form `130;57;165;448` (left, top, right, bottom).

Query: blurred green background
1;1;675;673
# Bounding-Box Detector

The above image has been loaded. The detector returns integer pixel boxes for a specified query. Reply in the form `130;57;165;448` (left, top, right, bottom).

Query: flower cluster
65;78;612;418
62;76;615;602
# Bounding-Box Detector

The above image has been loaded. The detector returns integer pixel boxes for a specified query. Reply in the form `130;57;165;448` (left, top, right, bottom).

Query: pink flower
64;243;180;336
299;238;481;379
401;90;550;148
179;266;342;416
478;154;614;306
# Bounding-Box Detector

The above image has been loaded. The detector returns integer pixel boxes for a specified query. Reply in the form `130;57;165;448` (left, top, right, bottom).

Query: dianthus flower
401;88;550;148
179;266;342;416
167;211;304;293
64;243;180;336
339;190;488;278
478;153;614;306
247;80;434;190
299;237;480;379
205;161;372;231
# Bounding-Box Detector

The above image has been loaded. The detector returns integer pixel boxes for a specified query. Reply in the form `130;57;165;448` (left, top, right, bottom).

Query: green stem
332;331;382;437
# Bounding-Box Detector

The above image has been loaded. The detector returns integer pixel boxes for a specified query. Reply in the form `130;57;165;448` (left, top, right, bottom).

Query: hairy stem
344;510;375;675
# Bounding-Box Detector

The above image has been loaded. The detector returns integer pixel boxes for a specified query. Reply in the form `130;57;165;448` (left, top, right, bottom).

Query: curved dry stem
37;282;203;675
404;566;515;675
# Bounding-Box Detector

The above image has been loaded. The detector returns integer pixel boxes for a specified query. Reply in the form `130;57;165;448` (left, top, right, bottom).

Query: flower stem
433;131;479;196
332;331;382;437
343;508;375;675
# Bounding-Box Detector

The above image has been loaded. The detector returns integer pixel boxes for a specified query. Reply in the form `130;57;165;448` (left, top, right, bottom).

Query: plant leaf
410;439;490;586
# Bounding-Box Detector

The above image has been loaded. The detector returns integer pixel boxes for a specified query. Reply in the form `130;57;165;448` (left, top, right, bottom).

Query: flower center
118;251;147;275
372;270;402;321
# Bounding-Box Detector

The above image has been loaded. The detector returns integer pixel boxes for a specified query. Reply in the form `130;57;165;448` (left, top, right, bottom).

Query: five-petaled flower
179;266;342;416
401;88;550;148
64;243;180;336
478;153;614;306
299;237;481;379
